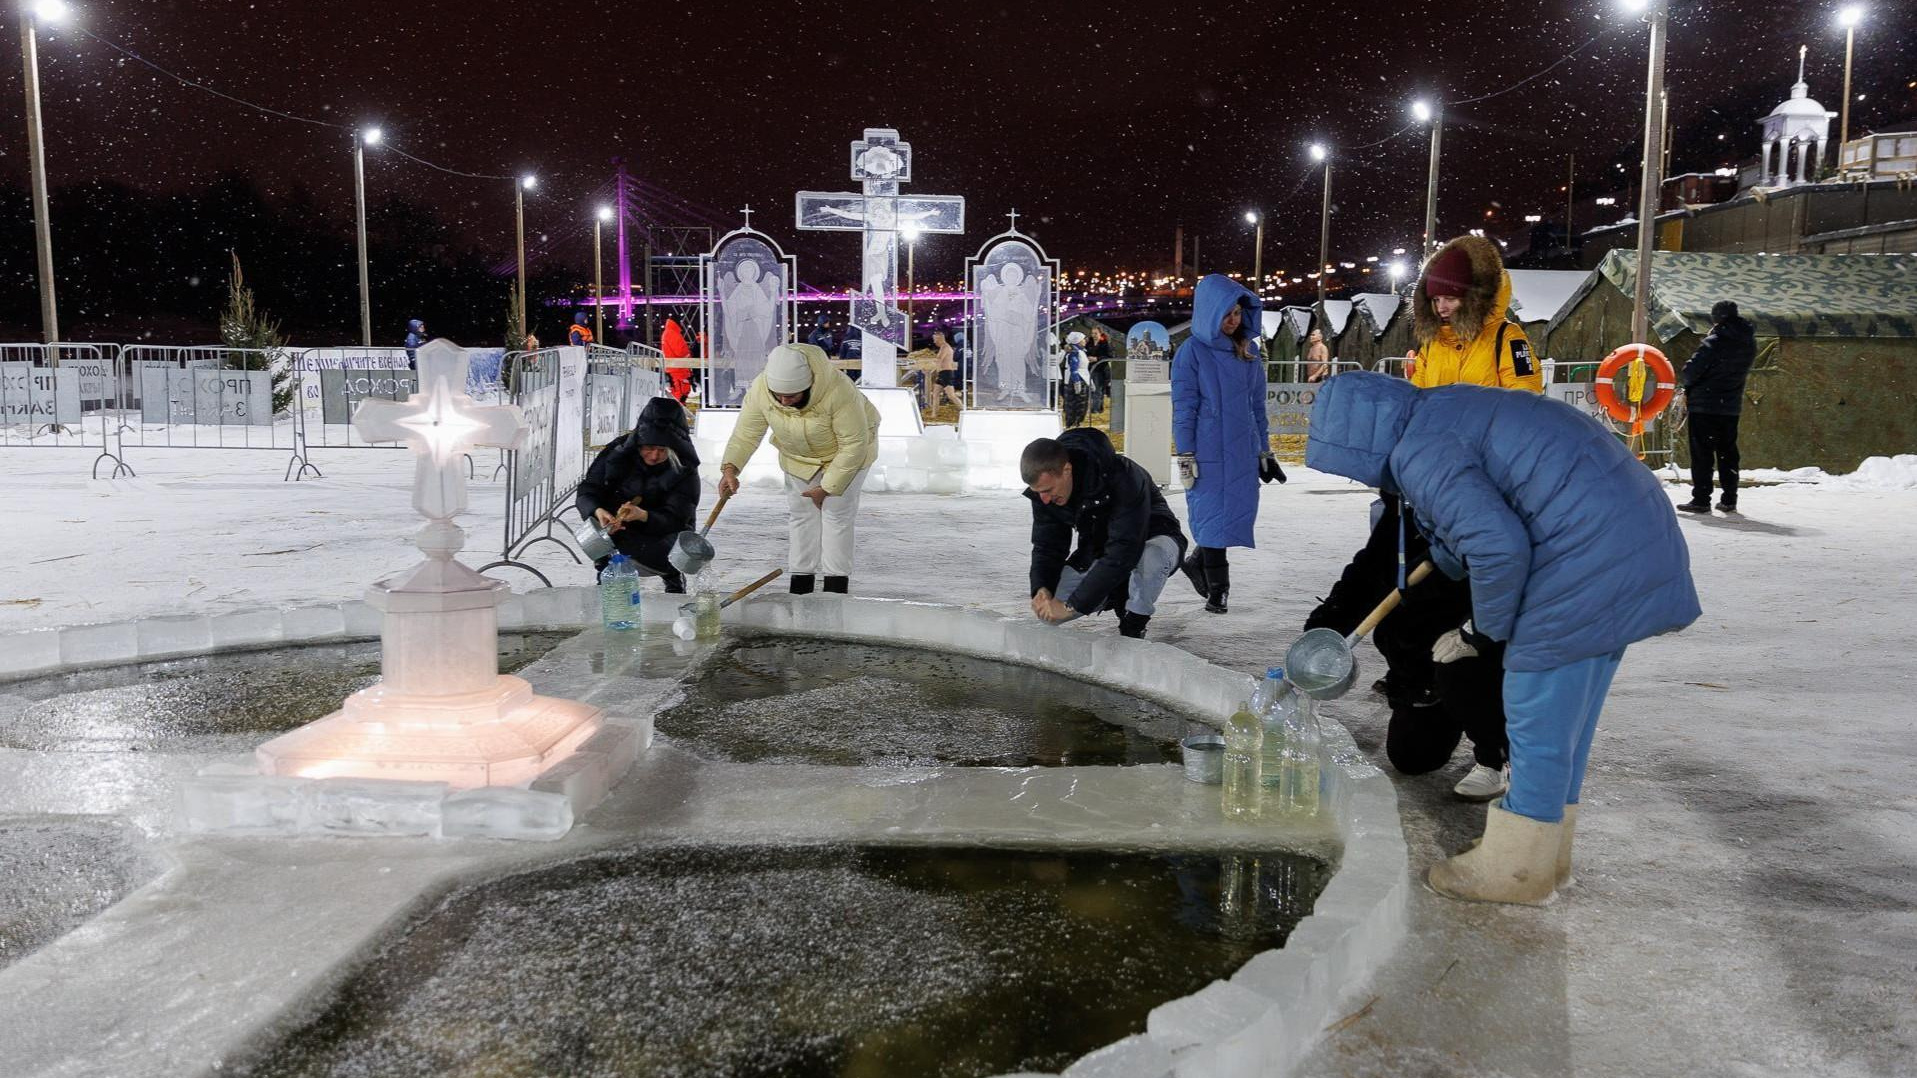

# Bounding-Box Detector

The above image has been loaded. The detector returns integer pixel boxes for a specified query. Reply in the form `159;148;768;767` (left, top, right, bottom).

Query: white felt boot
1427;802;1561;906
1556;803;1579;888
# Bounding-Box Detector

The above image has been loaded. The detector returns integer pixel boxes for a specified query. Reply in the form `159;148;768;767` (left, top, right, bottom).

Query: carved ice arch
963;214;1060;412
699;215;798;409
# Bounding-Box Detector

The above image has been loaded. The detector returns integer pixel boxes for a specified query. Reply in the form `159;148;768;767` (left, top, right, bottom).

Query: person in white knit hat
719;343;882;594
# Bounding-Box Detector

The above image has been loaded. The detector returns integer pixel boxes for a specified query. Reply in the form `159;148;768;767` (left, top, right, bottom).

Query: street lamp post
515;174;536;336
352;127;380;347
1310;143;1331;308
19;0;70;344
1244;211;1264;293
594;205;612;345
901;223;922;353
1623;0;1668;344
1838;6;1865;166
1413;99;1444;257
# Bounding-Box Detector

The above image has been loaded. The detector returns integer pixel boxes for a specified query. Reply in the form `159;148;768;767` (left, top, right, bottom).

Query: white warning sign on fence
140;368;274;426
552;347;588;491
0;362;82;426
1546;382;1609;424
1264;382;1320;436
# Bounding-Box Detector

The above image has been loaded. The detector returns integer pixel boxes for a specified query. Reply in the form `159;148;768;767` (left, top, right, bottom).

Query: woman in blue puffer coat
1172;274;1284;613
1307;372;1700;906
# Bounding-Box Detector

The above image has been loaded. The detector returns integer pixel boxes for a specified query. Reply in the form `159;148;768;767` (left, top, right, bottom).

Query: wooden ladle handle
1351;561;1435;640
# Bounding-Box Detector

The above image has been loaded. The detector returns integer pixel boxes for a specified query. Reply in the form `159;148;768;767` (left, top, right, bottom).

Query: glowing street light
1837;6;1865;160
351;127;382;346
1412;100;1443;256
514;174;536;335
593;205;613;344
1619;0;1667;345
18;0;73;341
1244;210;1264;287
900;222;924;352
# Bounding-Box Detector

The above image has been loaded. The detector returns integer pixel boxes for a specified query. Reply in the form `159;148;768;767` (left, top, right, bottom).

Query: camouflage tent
1265;305;1315;378
1505;269;1591;358
1546;250;1917;471
1334;293;1405;371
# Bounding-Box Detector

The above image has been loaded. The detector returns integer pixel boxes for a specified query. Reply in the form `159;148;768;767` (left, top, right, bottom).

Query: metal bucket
1284;626;1358;700
573;517;616;562
1181;734;1226;784
667;530;715;575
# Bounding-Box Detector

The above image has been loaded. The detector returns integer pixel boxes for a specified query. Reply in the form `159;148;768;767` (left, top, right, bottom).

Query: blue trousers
1501;648;1626;823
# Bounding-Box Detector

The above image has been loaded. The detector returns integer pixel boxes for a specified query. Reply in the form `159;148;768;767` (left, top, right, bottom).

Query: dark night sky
4;0;1915;289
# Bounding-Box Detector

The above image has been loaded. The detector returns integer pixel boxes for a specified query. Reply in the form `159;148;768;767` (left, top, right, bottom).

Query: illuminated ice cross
353;339;526;529
796;127;965;387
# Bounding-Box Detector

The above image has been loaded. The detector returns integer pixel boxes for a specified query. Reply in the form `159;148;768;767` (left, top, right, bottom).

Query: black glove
1259;454;1288;485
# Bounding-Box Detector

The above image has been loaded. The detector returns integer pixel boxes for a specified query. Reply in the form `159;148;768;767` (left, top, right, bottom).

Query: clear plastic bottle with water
1221;701;1264;821
599;554;641;631
1279;691;1323;816
1250;667;1289;788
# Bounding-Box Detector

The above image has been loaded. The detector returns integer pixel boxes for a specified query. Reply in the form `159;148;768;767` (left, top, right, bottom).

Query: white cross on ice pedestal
354;339;525;523
795;127;965;387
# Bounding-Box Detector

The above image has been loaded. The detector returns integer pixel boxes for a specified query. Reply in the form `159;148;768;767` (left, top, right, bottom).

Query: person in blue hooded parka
1172;274;1286;614
1306;372;1700;905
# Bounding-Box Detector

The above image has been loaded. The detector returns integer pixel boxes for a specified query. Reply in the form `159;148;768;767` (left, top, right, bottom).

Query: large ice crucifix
354;339;526;531
796;127;965;388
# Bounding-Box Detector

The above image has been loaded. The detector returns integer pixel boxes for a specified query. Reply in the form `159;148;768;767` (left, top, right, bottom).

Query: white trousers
785;467;868;576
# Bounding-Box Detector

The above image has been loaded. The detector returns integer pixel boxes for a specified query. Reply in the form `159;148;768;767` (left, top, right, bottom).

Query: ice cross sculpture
796;127;965;387
353;339;525;524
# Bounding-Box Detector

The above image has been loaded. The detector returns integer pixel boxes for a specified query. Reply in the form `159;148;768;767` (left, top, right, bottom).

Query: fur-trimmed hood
1412;235;1512;349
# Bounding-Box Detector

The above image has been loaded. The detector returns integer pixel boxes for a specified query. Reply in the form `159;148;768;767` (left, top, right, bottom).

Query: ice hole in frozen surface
0;817;159;972
0;633;573;754
239;843;1332;1078
656;635;1186;767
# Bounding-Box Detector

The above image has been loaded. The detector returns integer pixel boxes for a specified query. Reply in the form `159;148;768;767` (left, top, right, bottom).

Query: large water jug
599;554;641;631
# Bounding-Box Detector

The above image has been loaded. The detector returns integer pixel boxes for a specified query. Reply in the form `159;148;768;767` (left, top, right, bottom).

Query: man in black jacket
1679;300;1757;513
1022;430;1188;639
575;397;703;591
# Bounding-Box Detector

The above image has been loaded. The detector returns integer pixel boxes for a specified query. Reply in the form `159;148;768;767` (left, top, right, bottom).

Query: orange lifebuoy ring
1594;344;1676;429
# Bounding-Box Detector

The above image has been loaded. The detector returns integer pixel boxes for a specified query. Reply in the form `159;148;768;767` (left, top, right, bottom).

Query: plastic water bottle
1279;692;1323;817
599;554;640;631
1251;667;1289;788
1221;701;1264;821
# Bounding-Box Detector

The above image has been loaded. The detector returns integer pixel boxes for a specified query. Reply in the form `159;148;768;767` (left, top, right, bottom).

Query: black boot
790;573;816;595
822;575;848;594
1203;552;1230;614
1179;551;1209;598
662;570;687;595
1118;611;1151;639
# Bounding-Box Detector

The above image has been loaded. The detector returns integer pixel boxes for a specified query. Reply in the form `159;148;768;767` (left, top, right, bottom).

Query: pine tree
220;252;295;415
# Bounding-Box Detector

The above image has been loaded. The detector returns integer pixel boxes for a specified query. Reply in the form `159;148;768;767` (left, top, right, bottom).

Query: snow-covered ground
2;443;1913;1077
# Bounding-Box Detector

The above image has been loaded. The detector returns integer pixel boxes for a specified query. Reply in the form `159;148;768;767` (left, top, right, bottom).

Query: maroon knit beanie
1422;245;1472;298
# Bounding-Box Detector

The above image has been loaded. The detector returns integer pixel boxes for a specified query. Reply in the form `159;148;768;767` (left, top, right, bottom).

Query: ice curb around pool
0;590;1409;1078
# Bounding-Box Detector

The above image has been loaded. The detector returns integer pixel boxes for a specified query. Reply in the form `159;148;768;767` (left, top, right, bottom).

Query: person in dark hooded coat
1172;274;1284;614
575;396;702;592
1308;372;1700;905
1023;429;1188;639
1678;300;1757;513
404;319;426;369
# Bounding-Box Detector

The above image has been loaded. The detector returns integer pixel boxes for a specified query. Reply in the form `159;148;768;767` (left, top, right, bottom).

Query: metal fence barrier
478;349;576;586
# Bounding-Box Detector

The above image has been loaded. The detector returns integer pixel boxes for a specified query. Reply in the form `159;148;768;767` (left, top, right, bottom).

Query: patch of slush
0;816;155;970
657;636;1184;767
242;844;1329;1078
0;633;571;754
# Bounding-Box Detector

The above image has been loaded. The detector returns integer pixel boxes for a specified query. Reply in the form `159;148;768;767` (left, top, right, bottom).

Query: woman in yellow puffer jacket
1406;235;1544;393
719;343;882;595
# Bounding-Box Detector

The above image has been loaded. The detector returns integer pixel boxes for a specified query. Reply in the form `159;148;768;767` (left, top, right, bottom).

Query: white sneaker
1454;764;1509;802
